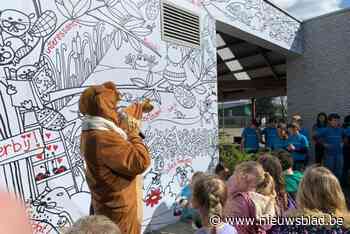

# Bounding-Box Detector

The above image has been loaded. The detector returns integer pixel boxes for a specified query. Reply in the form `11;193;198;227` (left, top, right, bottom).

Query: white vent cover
161;0;200;48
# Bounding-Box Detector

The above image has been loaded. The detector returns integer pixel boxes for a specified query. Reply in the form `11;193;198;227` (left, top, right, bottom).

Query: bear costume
79;81;151;234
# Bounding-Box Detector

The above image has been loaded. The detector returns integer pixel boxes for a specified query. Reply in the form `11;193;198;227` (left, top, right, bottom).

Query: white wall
201;0;303;54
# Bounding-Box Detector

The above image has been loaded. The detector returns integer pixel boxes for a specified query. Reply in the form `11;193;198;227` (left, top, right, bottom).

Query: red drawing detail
36;153;44;160
53;145;58;151
53;166;67;175
145;188;162;207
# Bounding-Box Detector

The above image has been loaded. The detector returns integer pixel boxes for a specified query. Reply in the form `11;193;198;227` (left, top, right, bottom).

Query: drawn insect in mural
163;43;192;87
125;52;158;70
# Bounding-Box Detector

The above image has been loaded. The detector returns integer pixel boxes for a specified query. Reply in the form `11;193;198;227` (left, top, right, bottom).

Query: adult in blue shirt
316;113;344;180
262;118;278;150
241;120;260;153
312;112;328;165
342;115;350;186
287;122;309;171
271;123;289;151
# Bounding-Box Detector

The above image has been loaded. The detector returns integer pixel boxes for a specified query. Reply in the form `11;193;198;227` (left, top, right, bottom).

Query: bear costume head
79;81;153;133
79;81;121;125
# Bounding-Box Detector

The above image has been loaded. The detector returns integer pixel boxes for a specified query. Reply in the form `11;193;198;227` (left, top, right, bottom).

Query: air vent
161;0;200;48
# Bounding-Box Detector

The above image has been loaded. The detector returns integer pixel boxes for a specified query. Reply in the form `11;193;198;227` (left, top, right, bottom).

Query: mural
0;0;302;232
0;0;218;233
199;0;303;53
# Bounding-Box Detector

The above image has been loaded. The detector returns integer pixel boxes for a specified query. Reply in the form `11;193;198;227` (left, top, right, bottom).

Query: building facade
0;0;301;233
287;9;350;133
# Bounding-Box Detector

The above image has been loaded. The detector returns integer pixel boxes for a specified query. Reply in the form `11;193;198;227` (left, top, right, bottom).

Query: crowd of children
241;113;350;183
176;152;350;233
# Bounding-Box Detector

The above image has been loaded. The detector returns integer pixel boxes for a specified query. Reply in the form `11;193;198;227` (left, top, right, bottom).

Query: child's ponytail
256;172;276;197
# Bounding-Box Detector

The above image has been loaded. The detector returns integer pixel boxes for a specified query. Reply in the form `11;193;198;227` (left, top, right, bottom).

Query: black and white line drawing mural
0;0;302;232
0;0;219;232
201;0;302;51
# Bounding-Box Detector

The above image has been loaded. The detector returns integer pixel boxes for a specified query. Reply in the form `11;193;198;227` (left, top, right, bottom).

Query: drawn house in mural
1;60;80;201
0;0;303;233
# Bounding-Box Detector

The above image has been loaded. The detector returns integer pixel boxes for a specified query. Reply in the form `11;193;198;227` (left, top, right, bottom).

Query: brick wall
287;9;350;133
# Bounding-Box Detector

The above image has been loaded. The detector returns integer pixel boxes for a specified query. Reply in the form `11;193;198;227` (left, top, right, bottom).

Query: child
312;112;328;165
286;122;309;171
257;154;291;216
316;113;344;179
215;162;230;181
63;215;121;234
224;161;277;234
271;123;289;151
277;151;304;200
241;120;260;153
279;166;350;233
192;175;237;234
342;115;350;186
292;114;310;142
176;171;206;228
262;118;278;150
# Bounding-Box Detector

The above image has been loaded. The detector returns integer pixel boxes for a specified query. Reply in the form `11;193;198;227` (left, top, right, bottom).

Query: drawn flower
145;188;162;207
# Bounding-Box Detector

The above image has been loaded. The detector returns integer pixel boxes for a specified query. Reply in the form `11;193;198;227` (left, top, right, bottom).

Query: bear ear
102;81;116;91
102;81;121;102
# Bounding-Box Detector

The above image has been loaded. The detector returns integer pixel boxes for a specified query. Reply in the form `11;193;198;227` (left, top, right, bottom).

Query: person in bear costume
79;81;151;234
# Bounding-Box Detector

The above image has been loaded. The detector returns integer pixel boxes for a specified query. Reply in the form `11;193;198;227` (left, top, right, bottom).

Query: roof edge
303;7;350;22
263;0;302;23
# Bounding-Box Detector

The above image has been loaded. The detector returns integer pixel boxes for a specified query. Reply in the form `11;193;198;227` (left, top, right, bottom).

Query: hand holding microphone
117;99;154;139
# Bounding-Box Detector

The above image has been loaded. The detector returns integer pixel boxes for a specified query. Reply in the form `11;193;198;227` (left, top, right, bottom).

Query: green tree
256;97;275;116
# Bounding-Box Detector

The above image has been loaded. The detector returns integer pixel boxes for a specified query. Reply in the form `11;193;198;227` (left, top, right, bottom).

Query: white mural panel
199;0;303;53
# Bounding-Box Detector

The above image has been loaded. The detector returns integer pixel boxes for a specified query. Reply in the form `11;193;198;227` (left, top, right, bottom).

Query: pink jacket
224;178;276;234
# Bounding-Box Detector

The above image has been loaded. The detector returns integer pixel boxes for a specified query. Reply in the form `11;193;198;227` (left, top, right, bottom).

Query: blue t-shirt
344;128;350;138
242;128;259;151
195;223;238;234
262;127;277;148
300;128;310;144
272;136;288;151
287;133;309;161
317;127;344;155
180;184;192;199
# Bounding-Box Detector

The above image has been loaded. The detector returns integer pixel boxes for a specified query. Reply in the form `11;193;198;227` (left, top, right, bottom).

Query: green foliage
219;144;257;174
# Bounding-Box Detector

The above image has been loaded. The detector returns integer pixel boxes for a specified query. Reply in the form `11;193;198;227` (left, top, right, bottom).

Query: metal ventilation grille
161;1;200;48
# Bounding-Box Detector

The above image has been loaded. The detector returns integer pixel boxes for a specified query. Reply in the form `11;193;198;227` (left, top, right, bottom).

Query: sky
270;0;350;20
